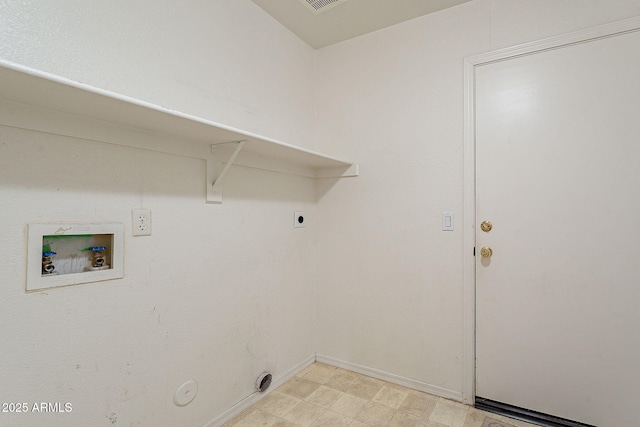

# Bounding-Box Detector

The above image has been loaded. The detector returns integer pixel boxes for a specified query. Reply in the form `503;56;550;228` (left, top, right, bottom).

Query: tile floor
224;363;538;427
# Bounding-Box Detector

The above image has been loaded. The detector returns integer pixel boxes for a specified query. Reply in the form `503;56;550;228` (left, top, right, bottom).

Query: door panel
475;30;640;426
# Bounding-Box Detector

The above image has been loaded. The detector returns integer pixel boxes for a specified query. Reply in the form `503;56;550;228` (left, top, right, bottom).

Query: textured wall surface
0;0;316;149
0;128;317;427
0;1;317;426
314;0;640;400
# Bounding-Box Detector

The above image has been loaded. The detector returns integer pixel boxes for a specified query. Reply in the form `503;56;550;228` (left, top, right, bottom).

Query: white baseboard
204;353;463;426
316;354;463;402
203;354;316;427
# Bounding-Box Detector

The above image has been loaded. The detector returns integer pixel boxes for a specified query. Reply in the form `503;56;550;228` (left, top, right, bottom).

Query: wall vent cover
256;372;272;392
299;0;347;15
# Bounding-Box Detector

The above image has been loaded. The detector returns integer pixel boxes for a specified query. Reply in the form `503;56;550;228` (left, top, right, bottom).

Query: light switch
442;212;454;231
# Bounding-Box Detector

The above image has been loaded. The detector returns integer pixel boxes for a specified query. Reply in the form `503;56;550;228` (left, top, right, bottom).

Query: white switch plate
132;209;152;236
442;212;454;231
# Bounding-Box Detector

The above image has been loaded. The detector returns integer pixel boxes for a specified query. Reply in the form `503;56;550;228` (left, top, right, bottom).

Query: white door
475;28;640;427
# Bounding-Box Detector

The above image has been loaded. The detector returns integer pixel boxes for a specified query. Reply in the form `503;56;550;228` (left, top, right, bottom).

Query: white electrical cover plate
294;211;306;228
132;209;152;236
26;223;124;291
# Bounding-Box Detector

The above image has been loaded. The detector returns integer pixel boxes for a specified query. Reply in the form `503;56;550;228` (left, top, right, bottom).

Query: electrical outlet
132;209;152;236
294;211;306;228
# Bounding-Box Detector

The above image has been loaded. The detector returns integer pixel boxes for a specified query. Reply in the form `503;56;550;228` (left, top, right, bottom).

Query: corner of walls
313;0;490;398
313;0;640;401
316;355;463;402
203;354;316;427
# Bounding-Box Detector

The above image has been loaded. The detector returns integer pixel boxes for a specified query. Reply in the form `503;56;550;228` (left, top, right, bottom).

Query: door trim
462;15;640;405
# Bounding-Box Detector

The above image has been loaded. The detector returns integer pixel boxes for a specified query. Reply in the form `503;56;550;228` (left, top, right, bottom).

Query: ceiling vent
299;0;348;15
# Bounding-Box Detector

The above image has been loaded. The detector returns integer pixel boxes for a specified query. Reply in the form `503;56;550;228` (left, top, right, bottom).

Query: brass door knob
481;221;492;232
480;246;493;258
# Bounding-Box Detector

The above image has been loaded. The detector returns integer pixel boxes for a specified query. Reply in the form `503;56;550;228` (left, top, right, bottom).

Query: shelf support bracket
206;140;245;204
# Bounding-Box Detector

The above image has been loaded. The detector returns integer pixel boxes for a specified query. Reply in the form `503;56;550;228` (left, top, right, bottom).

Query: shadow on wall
0;126;322;204
0;127;200;199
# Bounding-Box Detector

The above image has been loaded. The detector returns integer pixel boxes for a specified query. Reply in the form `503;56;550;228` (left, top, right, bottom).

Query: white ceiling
250;0;473;49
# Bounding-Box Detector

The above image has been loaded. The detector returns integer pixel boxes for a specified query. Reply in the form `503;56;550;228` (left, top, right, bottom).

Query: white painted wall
3;0;640;425
0;0;316;149
0;1;317;426
315;0;640;400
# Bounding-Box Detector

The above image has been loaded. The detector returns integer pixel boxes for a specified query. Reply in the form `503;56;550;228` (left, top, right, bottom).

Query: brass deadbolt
480;221;493;232
480;246;493;258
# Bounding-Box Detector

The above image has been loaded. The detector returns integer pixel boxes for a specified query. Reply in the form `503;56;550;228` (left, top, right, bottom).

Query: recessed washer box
27;223;124;292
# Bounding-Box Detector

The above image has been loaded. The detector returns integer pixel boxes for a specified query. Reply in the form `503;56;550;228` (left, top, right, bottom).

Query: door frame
461;16;640;405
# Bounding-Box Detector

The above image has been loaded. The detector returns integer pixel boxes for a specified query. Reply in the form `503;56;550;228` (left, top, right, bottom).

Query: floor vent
299;0;347;15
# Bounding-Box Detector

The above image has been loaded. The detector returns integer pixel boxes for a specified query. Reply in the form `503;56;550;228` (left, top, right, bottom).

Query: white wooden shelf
0;59;358;203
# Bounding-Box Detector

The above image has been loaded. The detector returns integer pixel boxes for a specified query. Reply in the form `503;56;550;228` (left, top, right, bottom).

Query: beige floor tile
467;409;532;427
437;397;469;410
384;381;418;393
314;362;335;370
497;416;537;427
305;385;343;408
483;417;515;427
350;421;374;427
333;367;362;380
325;368;362;392
224;408;265;427
389;411;428;427
372;385;410;409
329;393;369;418
282;401;326;427
310;410;353;427
229;409;283;427
300;363;337;384
475;416;511;427
430;401;468;427
272;421;300;427
257;391;302;418
296;363;317;378
468;408;495;418
463;408;487;427
278;377;322;399
398;391;439;419
356;401;398;427
222;415;243;427
345;376;385;400
425;421;449;427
